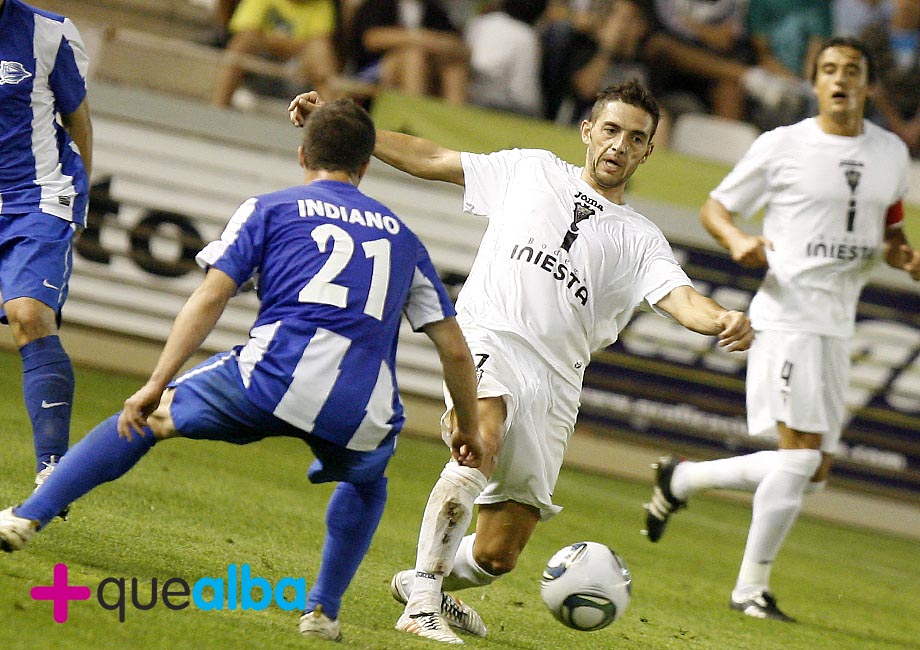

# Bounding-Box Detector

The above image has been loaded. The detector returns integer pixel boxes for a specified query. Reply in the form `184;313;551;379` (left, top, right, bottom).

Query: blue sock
20;335;74;472
306;477;388;619
16;415;156;528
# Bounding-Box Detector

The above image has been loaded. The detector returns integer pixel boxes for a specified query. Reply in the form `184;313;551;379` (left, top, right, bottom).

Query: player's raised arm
289;91;464;185
372;129;465;185
655;285;754;352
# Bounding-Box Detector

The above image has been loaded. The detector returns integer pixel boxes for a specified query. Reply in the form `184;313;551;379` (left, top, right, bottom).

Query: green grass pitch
0;349;918;650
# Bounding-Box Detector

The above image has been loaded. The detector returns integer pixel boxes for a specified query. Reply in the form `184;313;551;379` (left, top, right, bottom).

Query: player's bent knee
779;448;823;477
5;298;57;343
473;547;519;577
147;389;179;440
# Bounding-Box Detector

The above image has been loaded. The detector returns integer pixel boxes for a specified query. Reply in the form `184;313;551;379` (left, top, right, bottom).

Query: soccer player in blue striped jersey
0;99;484;643
0;0;92;500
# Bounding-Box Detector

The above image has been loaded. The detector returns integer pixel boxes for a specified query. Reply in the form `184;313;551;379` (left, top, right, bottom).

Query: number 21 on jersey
299;223;391;320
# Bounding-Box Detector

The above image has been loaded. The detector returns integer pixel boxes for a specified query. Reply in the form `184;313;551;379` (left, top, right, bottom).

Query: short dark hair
589;79;660;139
302;99;376;175
810;36;875;83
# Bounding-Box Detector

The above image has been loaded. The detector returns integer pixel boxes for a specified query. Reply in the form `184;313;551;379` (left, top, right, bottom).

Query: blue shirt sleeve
48;31;87;116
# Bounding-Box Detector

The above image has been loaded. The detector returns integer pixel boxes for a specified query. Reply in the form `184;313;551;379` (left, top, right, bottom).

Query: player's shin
407;461;488;611
307;477;387;619
21;335;74;471
17;414;157;528
734;448;821;598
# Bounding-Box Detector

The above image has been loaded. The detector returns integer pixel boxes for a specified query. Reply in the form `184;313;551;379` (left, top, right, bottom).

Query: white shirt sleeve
709;130;778;219
461;149;518;218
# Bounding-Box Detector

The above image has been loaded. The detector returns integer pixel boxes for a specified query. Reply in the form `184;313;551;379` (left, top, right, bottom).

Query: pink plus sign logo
31;563;92;623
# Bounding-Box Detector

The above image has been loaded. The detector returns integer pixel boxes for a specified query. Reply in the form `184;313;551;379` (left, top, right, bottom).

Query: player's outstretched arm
422;317;484;467
289;91;464;185
700;197;772;268
655;285;754;352
118;269;238;440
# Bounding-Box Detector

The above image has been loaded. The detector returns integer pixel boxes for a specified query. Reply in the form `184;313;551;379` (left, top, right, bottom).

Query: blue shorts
168;352;396;484
0;212;77;324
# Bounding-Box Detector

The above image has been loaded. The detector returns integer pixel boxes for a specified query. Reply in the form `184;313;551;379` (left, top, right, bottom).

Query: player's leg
670;329;786;500
395;499;540;644
1;352;249;552
730;425;821;621
7;298;73;475
0;390;174;550
395;396;502;643
730;334;845;620
0;215;78;482
448;499;540;586
646;330;803;541
301;475;388;641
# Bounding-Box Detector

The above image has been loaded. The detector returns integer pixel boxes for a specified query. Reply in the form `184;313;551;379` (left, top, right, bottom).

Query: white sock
408;462;488;611
443;533;499;592
733;448;821;600
671;451;779;500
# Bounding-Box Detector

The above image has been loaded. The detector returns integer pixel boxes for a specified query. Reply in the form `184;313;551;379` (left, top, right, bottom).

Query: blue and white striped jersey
0;0;89;223
197;179;455;450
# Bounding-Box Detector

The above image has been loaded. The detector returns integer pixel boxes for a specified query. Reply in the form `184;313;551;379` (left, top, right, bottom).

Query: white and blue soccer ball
540;541;631;631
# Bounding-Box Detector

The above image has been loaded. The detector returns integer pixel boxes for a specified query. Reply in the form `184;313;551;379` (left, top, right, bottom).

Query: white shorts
441;328;580;521
746;330;849;453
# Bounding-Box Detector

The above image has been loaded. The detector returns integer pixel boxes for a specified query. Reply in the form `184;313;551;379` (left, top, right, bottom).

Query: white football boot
390;570;487;637
396;609;463;645
0;507;39;552
298;604;343;641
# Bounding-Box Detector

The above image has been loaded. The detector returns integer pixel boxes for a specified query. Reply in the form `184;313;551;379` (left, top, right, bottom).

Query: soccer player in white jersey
288;80;755;644
643;37;920;622
0;0;92;507
0;100;485;643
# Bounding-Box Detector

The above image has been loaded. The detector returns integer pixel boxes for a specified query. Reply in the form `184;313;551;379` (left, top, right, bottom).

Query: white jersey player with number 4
645;38;920;624
290;80;755;643
712;117;908;339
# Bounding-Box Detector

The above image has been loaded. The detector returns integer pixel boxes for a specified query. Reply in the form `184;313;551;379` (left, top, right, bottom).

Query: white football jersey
711;118;908;338
458;149;692;388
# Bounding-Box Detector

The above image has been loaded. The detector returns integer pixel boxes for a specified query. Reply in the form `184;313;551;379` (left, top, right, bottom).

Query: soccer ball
540;541;631;631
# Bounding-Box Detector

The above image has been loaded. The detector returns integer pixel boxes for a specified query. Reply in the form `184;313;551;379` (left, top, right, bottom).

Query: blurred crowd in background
201;0;920;156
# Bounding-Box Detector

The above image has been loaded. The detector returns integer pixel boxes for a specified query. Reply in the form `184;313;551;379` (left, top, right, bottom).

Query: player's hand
716;310;754;352
449;428;486;469
886;243;920;281
288;91;325;127
118;383;162;441
729;234;773;268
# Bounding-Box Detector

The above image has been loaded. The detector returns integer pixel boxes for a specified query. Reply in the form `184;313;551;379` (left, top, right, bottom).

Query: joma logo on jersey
0;60;32;85
561;201;596;252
